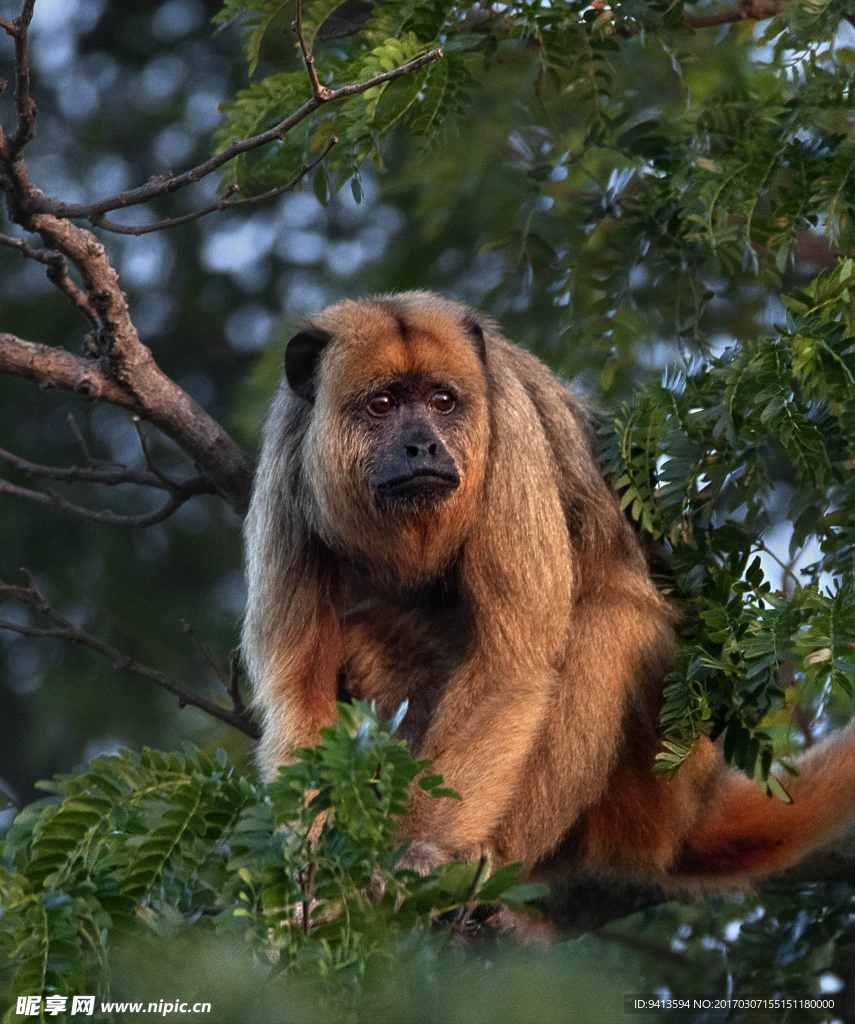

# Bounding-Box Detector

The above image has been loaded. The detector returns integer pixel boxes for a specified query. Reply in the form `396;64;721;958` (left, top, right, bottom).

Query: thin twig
0;232;61;266
25;50;442;224
0;0;37;153
228;648;247;716
301;859;316;937
295;0;333;101
453;854;488;933
181;626;247;719
754;539;802;590
0;233;97;322
0;474;211;527
0;414;217;524
67;414;101;466
132;416;176;488
91;139;337;236
0;573;260;739
0;445;183;490
182;618;230;690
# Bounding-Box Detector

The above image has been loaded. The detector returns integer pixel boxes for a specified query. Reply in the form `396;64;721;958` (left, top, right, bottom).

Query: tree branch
295;0;334;101
92;139;337;236
0;476;206;527
11;215;256;514
0;412;218;526
0;14;254;516
0;332;137;407
0;331;252;515
0;0;36;154
0;444;187;490
0;233;97;322
0;16;438;517
23;49;442;225
0;573;260;739
182;622;249;718
542;829;855;935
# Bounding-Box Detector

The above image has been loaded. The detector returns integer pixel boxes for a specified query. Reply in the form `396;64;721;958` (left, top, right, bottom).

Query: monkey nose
406;442;438;458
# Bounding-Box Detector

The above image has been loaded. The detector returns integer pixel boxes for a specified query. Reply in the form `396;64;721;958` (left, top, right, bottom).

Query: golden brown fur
243;290;855;888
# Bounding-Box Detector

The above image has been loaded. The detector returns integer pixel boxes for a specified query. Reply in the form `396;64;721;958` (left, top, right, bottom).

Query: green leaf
313;165;329;206
476;863;523;902
500;882;551;903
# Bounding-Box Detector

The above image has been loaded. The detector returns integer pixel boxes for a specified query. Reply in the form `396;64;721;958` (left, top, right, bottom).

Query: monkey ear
285;328;331;402
462;316;487;363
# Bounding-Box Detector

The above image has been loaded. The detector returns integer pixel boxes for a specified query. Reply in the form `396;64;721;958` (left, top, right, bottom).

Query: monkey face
282;296;490;582
360;377;462;509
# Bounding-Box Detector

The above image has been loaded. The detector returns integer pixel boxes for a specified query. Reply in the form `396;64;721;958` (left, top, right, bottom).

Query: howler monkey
243;291;855;886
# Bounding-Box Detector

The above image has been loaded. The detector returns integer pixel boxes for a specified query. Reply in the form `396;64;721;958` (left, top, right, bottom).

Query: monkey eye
428;391;456;414
367;393;396;417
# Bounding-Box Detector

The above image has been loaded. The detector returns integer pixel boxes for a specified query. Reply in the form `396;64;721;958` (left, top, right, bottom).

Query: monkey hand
396;840;451;876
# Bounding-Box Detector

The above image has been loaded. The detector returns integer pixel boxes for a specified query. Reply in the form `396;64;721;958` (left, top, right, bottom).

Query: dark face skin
357;377;462;509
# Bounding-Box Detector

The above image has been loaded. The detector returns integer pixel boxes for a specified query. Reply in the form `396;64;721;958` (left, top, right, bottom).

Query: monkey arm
246;540;343;778
403;572;678;872
401;650;558;864
255;590;342;773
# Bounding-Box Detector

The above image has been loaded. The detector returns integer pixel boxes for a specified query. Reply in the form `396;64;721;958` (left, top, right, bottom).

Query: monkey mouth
375;468;460;504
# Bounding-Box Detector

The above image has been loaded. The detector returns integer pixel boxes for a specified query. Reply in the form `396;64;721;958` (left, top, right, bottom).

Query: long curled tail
675;722;855;882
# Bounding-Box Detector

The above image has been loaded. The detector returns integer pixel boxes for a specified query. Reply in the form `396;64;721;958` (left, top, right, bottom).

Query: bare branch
0;474;208;527
182;619;230;689
228;648;248;717
295;0;333;101
0;573;260;739
6;216;256;514
0;0;37;153
181;626;249;718
131;416;177;489
0;231;61;266
24;48;442;224
67;414;103;465
0;407;216;525
0;26;428;515
0;332;136;407
0;445;181;490
0;223;254;515
0;233;97;323
92;139;337;237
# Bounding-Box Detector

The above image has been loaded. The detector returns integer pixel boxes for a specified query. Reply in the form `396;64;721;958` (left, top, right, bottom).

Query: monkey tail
674;722;855;882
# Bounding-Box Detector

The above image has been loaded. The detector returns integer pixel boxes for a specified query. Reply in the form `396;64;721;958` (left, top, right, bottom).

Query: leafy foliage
0;703;542;1020
601;262;855;789
211;0;855;378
